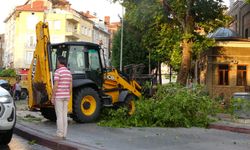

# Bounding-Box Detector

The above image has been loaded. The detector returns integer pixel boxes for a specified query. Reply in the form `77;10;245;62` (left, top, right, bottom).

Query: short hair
57;56;66;66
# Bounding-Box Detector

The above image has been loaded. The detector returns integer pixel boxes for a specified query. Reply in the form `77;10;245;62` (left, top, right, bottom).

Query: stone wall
211;85;245;101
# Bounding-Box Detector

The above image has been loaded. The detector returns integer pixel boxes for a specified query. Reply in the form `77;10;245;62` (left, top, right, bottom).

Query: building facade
0;34;4;68
227;0;250;38
82;11;110;65
199;0;250;100
199;38;250;101
4;0;110;71
104;16;121;58
4;0;47;69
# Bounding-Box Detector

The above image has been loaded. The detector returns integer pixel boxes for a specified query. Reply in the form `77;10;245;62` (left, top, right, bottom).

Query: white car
0;86;16;145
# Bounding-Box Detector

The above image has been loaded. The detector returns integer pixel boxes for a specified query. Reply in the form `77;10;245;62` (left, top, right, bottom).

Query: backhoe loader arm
103;68;142;98
28;21;53;109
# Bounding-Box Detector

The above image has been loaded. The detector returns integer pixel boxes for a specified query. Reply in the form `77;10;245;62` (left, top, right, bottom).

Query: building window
26;51;33;64
237;65;247;86
245;29;249;39
81;26;84;35
29;36;34;47
26;34;36;48
84;27;88;35
74;25;78;33
54;20;61;30
88;28;91;36
218;65;229;85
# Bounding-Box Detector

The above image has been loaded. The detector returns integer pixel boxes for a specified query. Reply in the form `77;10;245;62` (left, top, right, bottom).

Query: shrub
0;69;16;77
98;83;219;128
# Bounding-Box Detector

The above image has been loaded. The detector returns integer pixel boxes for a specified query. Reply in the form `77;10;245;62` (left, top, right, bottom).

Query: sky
0;0;231;34
0;0;123;34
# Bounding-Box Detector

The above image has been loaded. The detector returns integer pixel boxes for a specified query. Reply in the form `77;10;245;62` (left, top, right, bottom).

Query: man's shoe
54;135;64;140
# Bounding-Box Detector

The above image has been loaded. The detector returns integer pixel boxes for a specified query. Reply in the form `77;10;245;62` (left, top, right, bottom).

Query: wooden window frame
237;65;247;86
218;64;229;85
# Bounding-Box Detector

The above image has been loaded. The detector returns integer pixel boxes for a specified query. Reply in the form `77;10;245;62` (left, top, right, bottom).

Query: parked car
0;80;12;93
0;79;28;100
0;86;16;145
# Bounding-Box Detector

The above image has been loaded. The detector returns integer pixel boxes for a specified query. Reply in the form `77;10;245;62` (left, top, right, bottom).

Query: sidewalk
14;101;250;150
14;100;101;150
14;123;96;150
208;113;250;134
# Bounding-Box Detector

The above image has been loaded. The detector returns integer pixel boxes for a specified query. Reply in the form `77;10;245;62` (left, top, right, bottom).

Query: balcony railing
66;14;80;23
65;30;80;40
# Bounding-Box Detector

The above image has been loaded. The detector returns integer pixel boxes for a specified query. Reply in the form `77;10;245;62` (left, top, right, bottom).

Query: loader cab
49;42;104;87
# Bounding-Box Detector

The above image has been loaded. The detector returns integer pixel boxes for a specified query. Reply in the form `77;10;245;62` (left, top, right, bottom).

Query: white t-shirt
15;83;21;91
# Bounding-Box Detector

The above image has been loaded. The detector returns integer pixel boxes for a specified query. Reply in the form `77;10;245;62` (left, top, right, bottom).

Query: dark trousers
14;90;21;100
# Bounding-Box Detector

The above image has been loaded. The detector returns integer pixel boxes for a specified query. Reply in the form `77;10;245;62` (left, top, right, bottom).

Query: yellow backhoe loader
28;21;141;122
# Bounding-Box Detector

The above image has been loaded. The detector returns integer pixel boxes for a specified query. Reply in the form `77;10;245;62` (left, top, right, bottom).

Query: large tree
112;0;181;73
112;0;229;85
161;0;228;85
111;22;148;69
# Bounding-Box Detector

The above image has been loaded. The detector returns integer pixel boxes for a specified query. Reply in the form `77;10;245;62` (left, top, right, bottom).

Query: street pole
119;6;124;71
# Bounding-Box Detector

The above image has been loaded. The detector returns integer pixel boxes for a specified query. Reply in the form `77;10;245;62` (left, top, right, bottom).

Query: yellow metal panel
103;68;142;104
68;94;73;113
28;22;52;109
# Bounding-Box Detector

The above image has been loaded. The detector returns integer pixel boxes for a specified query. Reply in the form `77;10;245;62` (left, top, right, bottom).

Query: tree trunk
177;39;192;85
177;6;194;86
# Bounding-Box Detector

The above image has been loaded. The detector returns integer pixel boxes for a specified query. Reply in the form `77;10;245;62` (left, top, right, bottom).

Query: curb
14;123;100;150
208;123;250;134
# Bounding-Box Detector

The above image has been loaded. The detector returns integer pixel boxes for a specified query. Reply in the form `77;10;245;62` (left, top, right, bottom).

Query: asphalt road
0;134;51;150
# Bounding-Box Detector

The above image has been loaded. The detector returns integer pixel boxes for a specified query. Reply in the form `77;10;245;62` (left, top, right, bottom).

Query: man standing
51;56;72;139
13;78;22;100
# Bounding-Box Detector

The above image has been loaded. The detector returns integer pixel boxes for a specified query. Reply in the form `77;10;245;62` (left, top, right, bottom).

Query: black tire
0;129;13;145
20;89;28;100
41;107;56;122
124;95;136;115
72;88;101;123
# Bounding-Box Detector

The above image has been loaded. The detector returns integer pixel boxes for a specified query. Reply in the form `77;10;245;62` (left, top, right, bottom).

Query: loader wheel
125;95;136;115
72;88;101;123
41;107;56;122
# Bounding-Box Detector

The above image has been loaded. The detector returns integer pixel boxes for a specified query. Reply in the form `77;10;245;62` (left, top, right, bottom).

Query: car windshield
0;80;8;84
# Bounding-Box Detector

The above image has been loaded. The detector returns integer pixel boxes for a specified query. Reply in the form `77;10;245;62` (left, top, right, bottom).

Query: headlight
0;95;12;103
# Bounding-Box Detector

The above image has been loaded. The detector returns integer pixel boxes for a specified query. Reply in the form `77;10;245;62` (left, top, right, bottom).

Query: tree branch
161;0;184;28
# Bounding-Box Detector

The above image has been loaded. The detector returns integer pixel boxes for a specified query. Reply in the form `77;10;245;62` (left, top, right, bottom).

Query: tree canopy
111;22;148;69
111;0;230;85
